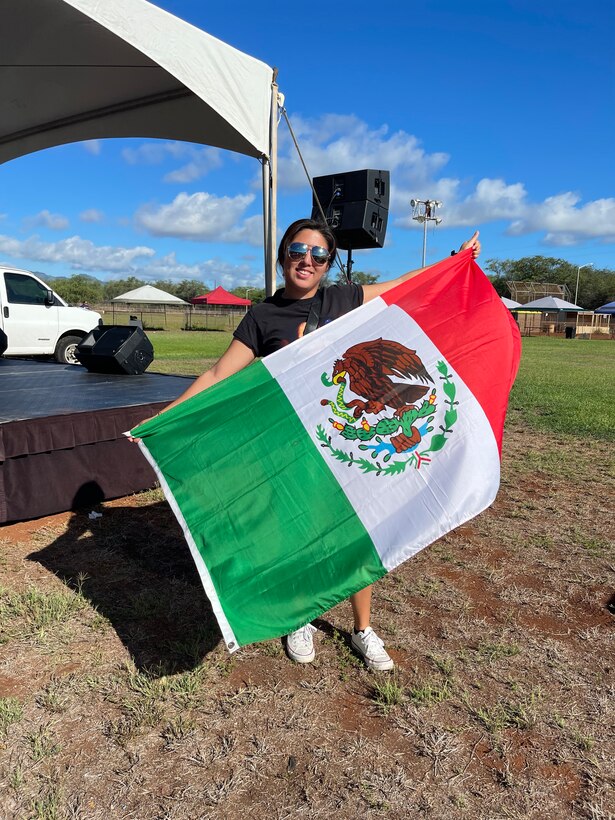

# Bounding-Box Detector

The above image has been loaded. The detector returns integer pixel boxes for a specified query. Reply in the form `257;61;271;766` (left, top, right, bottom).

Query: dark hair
277;218;336;269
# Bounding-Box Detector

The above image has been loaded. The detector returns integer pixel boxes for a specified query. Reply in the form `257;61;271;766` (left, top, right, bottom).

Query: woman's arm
130;339;255;438
162;338;256;412
361;231;481;304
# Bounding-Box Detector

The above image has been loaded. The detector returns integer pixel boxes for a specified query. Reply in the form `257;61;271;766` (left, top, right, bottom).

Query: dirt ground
0;420;613;819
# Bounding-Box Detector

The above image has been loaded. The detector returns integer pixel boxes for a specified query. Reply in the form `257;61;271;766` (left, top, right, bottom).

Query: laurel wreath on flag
316;360;458;477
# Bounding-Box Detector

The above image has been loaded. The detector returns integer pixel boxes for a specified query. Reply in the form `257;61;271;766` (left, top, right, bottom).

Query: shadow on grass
312;617;352;644
28;491;221;674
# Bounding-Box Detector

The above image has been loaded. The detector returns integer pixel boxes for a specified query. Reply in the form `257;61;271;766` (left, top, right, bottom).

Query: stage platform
0;358;194;523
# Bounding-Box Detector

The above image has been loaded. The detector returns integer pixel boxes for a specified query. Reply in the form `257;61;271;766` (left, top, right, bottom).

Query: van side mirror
44;289;54;306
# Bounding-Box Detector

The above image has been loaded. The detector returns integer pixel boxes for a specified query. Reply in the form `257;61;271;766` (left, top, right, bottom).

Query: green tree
102;277;146;300
175;279;208;302
484;256;614;310
335;269;380;286
232;287;266;304
154;278;207;301
486;275;510;297
50;275;104;305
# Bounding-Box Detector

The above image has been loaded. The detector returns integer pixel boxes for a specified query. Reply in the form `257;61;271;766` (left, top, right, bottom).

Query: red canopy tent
191;286;251;306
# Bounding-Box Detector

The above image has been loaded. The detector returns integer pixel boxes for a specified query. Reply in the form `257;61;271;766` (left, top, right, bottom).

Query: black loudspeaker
311;169;390;250
75;325;154;374
0;328;7;356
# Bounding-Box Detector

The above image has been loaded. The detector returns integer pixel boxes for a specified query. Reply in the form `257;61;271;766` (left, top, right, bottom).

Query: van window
4;272;49;305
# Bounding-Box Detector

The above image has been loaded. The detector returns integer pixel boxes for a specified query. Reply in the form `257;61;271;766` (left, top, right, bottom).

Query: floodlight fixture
411;198;444;266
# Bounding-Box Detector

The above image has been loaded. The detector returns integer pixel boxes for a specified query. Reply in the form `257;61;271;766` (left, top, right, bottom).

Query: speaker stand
343;248;354;285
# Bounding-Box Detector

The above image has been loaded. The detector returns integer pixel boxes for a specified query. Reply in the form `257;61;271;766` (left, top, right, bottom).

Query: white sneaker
286;623;317;663
351;626;394;671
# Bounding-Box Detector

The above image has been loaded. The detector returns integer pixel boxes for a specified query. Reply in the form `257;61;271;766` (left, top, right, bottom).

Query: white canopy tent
112;283;188;326
112;285;188;304
0;0;280;293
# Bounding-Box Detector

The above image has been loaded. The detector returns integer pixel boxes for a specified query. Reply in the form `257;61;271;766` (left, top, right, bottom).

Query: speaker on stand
75;325;154;374
311;169;390;282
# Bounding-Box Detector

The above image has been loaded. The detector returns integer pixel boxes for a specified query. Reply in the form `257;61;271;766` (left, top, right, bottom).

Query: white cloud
542;233;579;247
278;114;449;192
507;193;615;244
25;210;69;230
219;214;263;246
135;252;255;285
395;178;529;229
198;259;263;290
79;209;104;223
135;191;257;242
82;140;102;156
122;141;223;182
0;232;263;288
275;113;615;245
0;234;155;273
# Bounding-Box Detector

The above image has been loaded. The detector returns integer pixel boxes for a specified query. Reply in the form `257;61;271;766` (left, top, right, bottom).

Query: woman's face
282;228;331;299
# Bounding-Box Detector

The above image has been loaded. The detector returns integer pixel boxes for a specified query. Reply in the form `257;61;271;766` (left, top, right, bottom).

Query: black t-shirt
234;284;364;358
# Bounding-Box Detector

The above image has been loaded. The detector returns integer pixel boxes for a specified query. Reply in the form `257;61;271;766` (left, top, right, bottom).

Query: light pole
244;287;255;313
574;263;593;306
411;199;443;267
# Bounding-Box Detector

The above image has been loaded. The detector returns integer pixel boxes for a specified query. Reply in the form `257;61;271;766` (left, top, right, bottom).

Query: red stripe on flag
381;250;521;453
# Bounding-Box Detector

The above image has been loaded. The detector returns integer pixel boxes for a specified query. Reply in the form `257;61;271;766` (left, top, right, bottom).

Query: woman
146;218;480;671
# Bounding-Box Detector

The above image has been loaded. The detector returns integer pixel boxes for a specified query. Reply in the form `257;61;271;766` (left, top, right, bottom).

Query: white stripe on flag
265;298;500;571
136;439;240;652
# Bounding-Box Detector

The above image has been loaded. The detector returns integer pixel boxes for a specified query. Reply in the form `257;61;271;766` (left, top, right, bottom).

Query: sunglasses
287;242;331;266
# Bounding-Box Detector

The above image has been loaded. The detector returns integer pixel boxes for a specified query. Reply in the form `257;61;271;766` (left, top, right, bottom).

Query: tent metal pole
266;71;279;297
261;156;270;288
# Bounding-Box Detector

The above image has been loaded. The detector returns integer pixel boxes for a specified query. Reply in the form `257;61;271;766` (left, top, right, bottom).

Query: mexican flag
131;251;521;652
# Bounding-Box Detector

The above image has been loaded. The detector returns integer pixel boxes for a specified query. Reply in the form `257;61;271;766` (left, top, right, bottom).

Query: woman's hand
127;414;159;443
459;230;481;258
126;340;256;442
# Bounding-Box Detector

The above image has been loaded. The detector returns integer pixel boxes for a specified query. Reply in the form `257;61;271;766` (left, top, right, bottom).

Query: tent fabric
518;296;584;311
501;297;521;309
0;0;273;164
191;286;251;306
112;285;187;304
594;301;615;314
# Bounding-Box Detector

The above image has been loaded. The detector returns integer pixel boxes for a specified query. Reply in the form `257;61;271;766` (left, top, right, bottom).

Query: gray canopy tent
0;0;280;294
501;297;521;310
517;296;585;311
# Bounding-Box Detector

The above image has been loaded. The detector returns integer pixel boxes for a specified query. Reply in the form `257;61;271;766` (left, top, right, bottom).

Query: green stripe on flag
133;360;386;647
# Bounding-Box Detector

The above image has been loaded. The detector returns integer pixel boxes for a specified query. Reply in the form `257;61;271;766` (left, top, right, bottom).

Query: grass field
508;337;615;441
0;333;613;818
147;329;234;376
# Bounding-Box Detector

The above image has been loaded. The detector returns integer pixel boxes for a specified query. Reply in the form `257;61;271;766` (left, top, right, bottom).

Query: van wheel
55;335;83;365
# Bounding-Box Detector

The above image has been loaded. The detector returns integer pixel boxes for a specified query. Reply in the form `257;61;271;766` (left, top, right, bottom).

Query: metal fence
93;303;247;332
514;310;612;338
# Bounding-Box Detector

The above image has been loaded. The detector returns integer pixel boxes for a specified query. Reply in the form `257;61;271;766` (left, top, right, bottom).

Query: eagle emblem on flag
316;338;458;475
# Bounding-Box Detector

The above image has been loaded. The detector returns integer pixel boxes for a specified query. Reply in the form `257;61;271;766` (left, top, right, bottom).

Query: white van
0;266;102;364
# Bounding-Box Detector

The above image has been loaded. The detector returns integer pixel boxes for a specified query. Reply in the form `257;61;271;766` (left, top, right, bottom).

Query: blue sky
1;0;613;290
